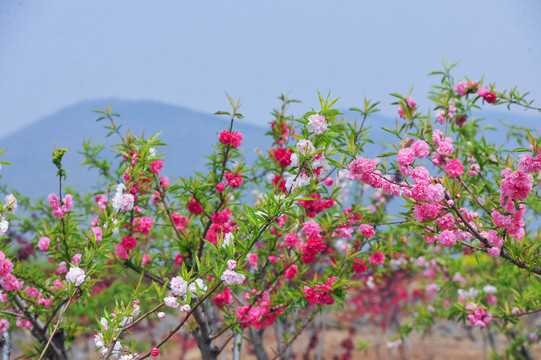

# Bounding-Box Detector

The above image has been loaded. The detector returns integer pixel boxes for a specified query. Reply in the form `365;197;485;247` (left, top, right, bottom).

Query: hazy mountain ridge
0;99;271;199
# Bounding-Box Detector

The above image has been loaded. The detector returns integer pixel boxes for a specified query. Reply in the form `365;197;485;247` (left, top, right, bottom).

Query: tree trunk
232;332;243;360
250;328;268;360
0;332;11;360
192;307;220;360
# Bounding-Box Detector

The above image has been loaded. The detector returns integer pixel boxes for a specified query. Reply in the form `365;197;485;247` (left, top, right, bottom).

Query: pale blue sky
1;0;540;136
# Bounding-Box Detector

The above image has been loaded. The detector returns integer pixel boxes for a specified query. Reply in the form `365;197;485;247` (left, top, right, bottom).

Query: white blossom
4;194;16;214
188;278;207;295
307;114;328;135
170;276;187;297
0;217;8;237
66;267;86;286
221;269;246;285
164;296;179;308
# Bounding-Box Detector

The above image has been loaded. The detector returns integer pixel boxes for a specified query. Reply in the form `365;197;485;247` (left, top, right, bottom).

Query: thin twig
39;288;77;360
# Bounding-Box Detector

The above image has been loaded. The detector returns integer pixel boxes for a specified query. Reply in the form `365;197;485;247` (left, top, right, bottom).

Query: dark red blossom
298;193;334;217
301;237;326;264
121;236;137;250
187;199;204;215
269;147;294;167
224;171;243;188
218;130;243;148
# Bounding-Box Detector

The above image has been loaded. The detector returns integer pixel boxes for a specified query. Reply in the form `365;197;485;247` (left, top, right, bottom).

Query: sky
1;0;540;136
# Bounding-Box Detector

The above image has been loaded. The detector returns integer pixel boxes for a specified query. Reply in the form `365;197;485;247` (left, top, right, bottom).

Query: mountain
0;99;272;199
0;99;538;200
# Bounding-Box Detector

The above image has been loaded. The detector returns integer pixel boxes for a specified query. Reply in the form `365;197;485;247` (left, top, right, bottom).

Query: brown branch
445;193;541;276
39;288;77;360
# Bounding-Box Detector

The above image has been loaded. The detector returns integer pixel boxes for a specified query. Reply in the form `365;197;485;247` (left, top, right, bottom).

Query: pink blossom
57;261;68;274
409;181;430;202
142;254;151;266
436;109;446;124
518;153;541;174
25;287;39;297
348;157;376;176
219;130;243;148
414;203;442;221
468;164;481;177
358;224;375;238
369;252;385;266
121;236;137;250
216;182;226;193
466;304;492;328
477;87;497;104
445;159;464;178
48;193;73;219
437;230;456;247
218;130;233;145
427;184;445;204
16;317;32;329
247;253;258;267
398;97;417;119
62;194;73;213
486;230;503;248
437;142;454;157
150;159;164;174
94;194;108;209
231;131;244;148
302;221;322;240
455;80;477;96
72;253;82;266
175;253;183;265
324;177;334;186
487;247;500;257
213;287;233;308
285;264;298;280
0;319;9;333
52;279;65;291
411;166;430;183
397;148;415;167
304;279;336;305
227;260;237;270
37;236;50;251
435;213;455;230
115;245;129;259
0;258;13;277
38;296;53;308
500;170;533;201
224;171;243;188
132;216;154;235
159;176;170;189
0;274;23;291
412;141;430;158
90;227;103;242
